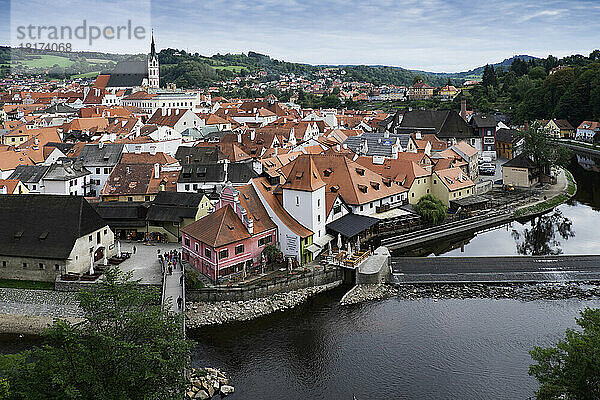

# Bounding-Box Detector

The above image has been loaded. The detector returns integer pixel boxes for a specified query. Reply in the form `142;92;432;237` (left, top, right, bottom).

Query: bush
184;268;204;289
415;194;447;224
262;245;281;264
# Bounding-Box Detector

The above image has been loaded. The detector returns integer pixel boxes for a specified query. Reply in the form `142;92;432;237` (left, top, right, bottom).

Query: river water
2;155;600;399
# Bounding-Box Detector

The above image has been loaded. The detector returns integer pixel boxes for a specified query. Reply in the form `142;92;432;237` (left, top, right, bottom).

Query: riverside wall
186;268;343;302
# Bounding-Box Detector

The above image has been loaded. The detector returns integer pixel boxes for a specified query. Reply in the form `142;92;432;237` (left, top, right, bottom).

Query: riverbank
341;282;600;305
186;281;341;328
514;167;577;218
0;288;83;335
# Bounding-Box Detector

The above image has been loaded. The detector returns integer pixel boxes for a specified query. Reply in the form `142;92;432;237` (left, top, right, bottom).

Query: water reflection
511;210;574;255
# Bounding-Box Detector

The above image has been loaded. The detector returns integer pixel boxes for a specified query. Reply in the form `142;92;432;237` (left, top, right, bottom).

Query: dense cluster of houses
0;39;558;283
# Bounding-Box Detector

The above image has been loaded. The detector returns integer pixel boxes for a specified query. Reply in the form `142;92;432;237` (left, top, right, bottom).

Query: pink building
181;184;277;282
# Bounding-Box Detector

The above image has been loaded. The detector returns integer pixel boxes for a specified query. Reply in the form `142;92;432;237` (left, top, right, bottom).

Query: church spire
150;30;156;58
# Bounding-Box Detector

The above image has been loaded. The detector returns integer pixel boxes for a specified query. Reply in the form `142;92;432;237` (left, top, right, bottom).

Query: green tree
0;268;192;400
412;75;423;85
529;307;600;400
482;64;497;87
520;121;572;177
262;244;280;264
415;194;447;224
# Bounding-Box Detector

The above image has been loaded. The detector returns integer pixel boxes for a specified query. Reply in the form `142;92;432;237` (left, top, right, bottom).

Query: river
2;155;600;399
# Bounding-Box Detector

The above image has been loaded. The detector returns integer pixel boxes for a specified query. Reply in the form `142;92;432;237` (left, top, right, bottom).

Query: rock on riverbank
187;367;234;399
186;281;341;328
341;282;600;305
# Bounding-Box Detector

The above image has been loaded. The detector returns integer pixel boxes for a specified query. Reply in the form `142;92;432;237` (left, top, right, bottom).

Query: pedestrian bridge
392;255;600;284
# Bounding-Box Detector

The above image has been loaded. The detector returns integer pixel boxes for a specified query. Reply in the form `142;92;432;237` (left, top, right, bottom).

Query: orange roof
0;149;35;171
282;155;326;192
69;117;109;131
181;205;251;248
452;141;478;158
355;157;430;188
434;167;474;191
252;177;312;238
0;179;24;194
120;152;178;165
281;154;407;206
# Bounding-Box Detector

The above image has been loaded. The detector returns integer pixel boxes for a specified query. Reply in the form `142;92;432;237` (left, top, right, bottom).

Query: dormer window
370;181;380;190
358;184;368;193
355;168;365;176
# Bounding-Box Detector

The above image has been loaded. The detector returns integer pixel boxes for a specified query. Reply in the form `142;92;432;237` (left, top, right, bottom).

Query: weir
392;255;600;284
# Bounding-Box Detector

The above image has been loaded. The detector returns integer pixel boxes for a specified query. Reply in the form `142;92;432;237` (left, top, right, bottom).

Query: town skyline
0;0;599;72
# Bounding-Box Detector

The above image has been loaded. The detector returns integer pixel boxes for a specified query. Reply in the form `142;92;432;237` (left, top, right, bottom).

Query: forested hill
465;50;600;126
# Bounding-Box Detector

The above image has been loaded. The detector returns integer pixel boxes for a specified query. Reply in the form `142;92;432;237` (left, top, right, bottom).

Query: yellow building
502;154;539;188
431;167;475;206
544;119;575;139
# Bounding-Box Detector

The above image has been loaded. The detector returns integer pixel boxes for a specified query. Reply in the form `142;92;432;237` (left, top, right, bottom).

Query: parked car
479;163;496;175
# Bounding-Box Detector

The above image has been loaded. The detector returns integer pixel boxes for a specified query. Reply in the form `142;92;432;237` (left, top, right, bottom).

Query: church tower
148;32;160;89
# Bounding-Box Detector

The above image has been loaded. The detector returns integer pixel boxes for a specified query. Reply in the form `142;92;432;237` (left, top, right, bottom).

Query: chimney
237;132;242;144
415;130;422;140
250;130;256;140
162;108;166;116
247;218;254;234
273;147;277;156
150;146;157;155
168;109;172;116
460;98;467;120
34;137;39;145
154;163;160;179
99;141;104;149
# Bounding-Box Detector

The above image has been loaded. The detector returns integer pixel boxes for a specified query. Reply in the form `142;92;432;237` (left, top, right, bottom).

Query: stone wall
187;268;343;302
0;256;64;282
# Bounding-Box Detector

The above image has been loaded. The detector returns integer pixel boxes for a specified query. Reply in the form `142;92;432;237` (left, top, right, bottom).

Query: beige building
432;167;475;206
502;154;539;188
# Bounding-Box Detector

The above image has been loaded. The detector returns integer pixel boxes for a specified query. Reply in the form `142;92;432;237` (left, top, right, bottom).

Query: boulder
220;385;235;396
207;384;215;397
186;391;195;399
194;390;210;400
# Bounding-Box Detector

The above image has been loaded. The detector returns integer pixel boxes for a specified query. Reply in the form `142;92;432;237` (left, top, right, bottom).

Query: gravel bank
0;288;82;318
341;282;600;305
186;281;341;328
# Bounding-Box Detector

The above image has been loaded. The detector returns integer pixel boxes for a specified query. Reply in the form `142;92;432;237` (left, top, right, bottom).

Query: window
145;196;151;201
258;236;272;246
296;196;299;206
104;168;110;174
370;202;373;208
235;244;244;255
204;248;211;259
184;237;190;247
96;168;100;174
1;261;6;267
128;197;133;202
412;193;415;197
97;232;101;244
22;262;27;268
55;264;60;271
360;206;363;211
434;179;437;184
195;243;199;252
89;235;92;242
39;263;44;270
104;229;107;235
333;205;341;214
317;198;321;207
317;215;321;222
219;249;229;259
32;184;36;190
185;184;190;191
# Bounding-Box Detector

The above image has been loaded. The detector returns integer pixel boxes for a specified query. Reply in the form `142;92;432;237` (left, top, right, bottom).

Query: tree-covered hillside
464;50;600;125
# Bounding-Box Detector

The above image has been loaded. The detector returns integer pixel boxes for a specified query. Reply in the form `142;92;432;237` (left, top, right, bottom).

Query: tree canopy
530;307;600;400
415;194;447;224
0;268;192;400
520;121;573;176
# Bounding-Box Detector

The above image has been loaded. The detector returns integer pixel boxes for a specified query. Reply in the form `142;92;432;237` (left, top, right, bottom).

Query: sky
1;0;599;73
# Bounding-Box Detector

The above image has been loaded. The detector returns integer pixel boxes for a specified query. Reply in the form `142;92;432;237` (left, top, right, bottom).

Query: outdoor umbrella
89;255;94;275
337;233;342;250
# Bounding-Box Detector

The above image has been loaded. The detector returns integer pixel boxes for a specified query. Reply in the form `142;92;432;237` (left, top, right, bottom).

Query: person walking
180;275;184;286
133;245;136;255
177;296;183;310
